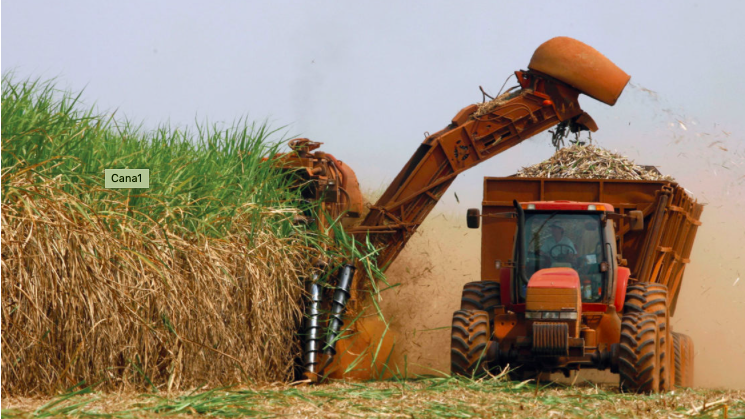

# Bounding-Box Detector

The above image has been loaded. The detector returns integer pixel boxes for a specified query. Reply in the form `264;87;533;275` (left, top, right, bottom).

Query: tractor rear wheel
624;283;671;391
672;332;683;386
619;312;660;393
673;332;695;387
460;281;500;323
451;309;491;377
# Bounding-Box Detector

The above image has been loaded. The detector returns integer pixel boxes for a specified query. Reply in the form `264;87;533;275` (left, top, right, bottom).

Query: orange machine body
481;178;703;315
479;177;702;380
282;37;637;381
274;138;364;229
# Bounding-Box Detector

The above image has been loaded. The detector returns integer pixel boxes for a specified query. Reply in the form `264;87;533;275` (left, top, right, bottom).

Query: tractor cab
516;202;615;304
467;200;637;310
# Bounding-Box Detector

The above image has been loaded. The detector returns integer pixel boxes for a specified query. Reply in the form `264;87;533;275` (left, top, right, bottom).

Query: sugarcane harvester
281;37;633;381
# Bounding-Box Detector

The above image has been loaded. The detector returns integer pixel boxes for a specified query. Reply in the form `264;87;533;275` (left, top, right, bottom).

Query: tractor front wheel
619;312;661;393
451;309;492;377
624;283;671;391
673;332;695;387
460;281;500;324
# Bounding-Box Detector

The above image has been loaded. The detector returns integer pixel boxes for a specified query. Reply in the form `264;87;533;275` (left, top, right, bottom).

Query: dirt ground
380;206;745;390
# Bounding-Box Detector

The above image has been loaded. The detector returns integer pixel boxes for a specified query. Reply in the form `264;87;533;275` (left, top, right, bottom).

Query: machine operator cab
509;201;644;307
521;206;608;302
466;200;643;306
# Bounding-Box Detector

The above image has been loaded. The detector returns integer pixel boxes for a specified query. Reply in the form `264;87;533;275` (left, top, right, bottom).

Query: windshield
520;212;606;303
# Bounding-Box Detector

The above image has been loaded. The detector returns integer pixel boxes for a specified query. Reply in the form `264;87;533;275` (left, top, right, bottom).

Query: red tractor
454;177;702;392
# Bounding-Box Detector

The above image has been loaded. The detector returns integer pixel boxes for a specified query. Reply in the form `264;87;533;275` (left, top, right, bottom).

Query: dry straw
472;89;518;119
4;377;745;418
516;144;675;181
1;166;313;396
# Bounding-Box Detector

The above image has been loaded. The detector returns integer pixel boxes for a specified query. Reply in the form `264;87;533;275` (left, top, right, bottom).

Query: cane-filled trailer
454;177;703;392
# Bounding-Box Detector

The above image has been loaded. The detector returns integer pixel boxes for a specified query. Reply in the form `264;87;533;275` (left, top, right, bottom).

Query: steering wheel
549;244;576;261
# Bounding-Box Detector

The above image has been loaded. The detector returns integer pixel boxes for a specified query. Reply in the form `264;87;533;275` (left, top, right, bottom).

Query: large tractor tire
619;312;661;393
624;283;671;391
673;333;683;386
673;332;695;387
451;309;491;377
460;281;500;323
681;334;695;387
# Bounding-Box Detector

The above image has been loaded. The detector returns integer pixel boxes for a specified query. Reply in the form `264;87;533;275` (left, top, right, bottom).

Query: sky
3;0;745;388
3;0;744;209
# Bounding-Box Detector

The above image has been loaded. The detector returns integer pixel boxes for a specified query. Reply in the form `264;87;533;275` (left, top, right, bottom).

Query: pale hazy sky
3;0;744;208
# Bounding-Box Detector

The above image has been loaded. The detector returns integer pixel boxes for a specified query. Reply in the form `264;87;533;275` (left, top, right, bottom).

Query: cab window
520;212;606;302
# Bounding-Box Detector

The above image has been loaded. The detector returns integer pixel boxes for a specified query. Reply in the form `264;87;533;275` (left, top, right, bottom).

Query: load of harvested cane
516;144;674;181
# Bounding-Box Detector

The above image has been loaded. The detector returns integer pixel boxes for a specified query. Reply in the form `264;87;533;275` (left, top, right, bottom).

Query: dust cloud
380;213;480;377
672;205;745;389
630;81;745;389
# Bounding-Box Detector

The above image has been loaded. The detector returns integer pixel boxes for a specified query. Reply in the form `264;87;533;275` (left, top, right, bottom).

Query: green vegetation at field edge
2;377;743;419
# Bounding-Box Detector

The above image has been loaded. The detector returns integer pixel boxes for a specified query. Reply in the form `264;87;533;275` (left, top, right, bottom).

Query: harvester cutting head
528;36;630;106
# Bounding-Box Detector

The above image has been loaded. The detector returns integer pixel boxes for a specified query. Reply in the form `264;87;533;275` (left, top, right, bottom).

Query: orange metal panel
527;301;578;311
529;37;630;106
347;72;596;298
529;289;580;297
527;267;580;289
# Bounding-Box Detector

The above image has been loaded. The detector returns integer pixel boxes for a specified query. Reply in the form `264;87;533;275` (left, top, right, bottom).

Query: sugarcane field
2;2;745;418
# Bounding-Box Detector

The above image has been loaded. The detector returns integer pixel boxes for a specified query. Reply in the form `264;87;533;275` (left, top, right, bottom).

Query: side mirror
629;210;644;231
467;208;480;229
